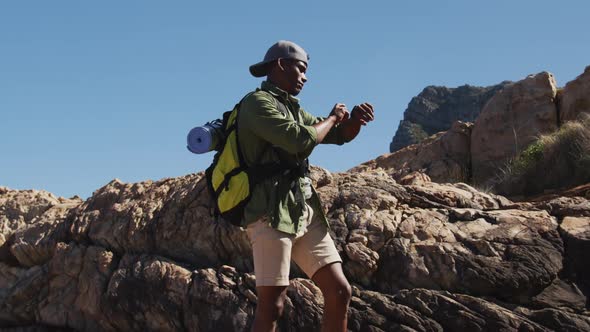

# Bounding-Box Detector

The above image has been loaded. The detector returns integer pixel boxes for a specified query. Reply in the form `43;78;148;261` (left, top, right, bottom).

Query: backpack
205;92;305;226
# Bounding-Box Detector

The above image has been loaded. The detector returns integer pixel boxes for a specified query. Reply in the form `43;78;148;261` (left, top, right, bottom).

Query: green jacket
238;81;348;234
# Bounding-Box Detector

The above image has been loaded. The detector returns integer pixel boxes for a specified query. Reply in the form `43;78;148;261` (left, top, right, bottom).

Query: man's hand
329;103;350;124
316;101;374;143
350;103;374;126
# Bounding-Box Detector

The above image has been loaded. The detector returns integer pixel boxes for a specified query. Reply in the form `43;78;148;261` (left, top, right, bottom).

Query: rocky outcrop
390;83;508;152
376;72;562;187
0;187;82;267
2;168;589;331
355;121;472;183
0;187;81;235
561;65;590;123
384;66;590;192
471;72;559;186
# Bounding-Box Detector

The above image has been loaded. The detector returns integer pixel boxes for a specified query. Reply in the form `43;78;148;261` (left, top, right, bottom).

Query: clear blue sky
2;1;589;199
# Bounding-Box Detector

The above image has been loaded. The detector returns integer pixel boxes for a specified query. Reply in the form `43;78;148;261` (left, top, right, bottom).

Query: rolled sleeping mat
187;120;223;154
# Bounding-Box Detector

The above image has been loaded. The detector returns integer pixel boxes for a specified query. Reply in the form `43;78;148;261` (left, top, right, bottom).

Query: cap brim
249;61;268;77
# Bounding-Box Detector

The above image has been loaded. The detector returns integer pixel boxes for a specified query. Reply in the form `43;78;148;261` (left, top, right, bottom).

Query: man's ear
276;58;286;72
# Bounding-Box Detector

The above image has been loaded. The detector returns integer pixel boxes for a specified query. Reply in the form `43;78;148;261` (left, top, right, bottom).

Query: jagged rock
67;175;253;271
9;219;69;267
561;65;590;123
375;207;562;302
357;121;473;183
317;173;566;305
532;278;587;310
471;72;559;186
404;181;501;210
3;244;580;332
104;253;192;331
399;171;432;186
0;188;81;268
394;289;550;331
516;307;590;332
343;241;379;287
308;164;333;188
560;216;590;300
390;83;508;152
0;187;81;235
0;243;117;331
0;242;442;331
1;169;589;331
348;288;443;331
535;196;590;218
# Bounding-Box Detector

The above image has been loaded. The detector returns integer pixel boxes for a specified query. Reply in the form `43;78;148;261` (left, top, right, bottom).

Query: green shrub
512;141;544;174
494;114;590;196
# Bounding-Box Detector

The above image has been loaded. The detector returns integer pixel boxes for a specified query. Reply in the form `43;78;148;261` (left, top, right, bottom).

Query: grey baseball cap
249;40;309;77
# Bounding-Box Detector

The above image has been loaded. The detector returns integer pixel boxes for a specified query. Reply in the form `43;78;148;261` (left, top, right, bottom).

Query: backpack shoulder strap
274;98;290;118
233;92;257;165
257;90;292;119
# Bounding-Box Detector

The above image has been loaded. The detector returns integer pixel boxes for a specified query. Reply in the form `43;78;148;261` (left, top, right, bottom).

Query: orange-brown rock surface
353;121;472;183
561;66;590;123
377;67;590;190
471;72;559;186
1;169;589;331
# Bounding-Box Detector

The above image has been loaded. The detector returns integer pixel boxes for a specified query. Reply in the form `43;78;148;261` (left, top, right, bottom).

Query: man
239;40;374;332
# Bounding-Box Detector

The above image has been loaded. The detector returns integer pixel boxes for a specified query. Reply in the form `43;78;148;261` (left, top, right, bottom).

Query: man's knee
328;280;352;304
313;263;352;304
320;278;352;305
256;288;288;320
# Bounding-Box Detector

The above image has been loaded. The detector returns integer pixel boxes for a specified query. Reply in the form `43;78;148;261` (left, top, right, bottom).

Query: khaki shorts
246;204;342;287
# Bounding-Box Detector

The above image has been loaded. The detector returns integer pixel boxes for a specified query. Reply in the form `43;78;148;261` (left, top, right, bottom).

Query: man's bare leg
251;285;288;332
312;262;352;332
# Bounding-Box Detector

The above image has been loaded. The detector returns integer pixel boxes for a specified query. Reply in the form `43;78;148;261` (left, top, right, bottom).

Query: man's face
279;59;307;96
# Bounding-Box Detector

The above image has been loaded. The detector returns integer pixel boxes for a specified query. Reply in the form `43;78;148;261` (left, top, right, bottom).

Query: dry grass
494;114;590;196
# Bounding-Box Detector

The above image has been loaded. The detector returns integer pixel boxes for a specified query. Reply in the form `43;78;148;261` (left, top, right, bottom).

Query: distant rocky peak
390;82;510;152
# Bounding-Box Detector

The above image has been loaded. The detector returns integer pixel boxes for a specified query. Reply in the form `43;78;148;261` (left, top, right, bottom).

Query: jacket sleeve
300;108;346;145
240;92;318;157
